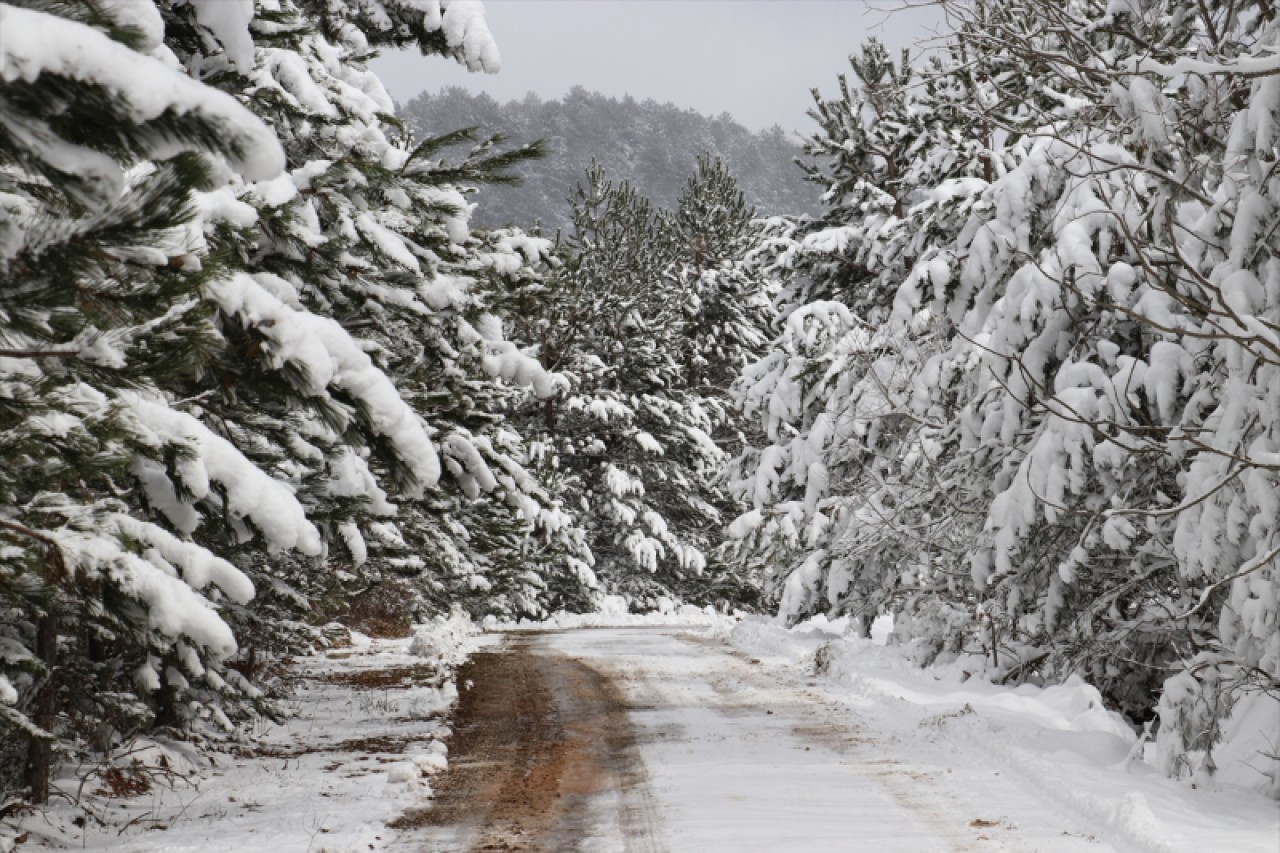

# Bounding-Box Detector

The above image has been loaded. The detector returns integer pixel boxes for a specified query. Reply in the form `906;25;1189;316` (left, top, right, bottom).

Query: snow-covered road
543;627;1108;853
33;620;1266;853
422;625;1273;852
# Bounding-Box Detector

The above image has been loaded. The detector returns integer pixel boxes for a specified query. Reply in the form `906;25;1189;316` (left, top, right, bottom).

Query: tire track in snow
418;627;1109;851
572;628;1105;852
694;633;1109;852
694;640;987;852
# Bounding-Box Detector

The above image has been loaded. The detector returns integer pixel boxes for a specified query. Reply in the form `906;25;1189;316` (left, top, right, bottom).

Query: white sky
373;1;951;133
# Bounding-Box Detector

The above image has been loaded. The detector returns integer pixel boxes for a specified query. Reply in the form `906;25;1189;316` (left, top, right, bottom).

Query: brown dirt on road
392;637;659;852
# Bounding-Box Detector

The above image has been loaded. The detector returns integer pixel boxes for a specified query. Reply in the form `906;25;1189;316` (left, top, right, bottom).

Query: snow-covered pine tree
724;38;993;638
786;39;916;312
893;0;1196;719
157;0;591;626
934;0;1280;791
511;160;772;609
727;0;1280;794
672;155;777;605
1;0;593;807
673;154;774;396
727;42;914;626
518;164;703;607
0;0;297;801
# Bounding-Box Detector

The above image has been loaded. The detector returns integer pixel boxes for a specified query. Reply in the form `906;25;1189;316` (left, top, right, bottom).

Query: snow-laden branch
0;4;283;181
45;514;253;656
430;0;502;73
123;391;323;554
1134;52;1280;80
208;273;441;495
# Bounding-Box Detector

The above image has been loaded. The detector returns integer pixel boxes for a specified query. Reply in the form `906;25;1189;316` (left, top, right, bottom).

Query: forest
1;0;1278;837
400;86;820;231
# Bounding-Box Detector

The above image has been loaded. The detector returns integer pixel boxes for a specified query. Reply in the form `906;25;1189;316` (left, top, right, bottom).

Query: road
412;626;1114;853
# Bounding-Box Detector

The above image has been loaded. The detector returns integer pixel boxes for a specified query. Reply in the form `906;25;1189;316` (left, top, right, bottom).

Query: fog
373;0;950;133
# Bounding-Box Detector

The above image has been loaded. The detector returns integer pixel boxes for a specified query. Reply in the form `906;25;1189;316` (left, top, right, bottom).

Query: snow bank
8;629;478;852
735;617;1133;740
493;596;733;632
726;617;1280;853
408;608;480;667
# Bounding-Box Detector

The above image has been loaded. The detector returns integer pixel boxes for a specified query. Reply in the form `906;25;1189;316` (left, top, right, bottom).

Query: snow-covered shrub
409;609;479;668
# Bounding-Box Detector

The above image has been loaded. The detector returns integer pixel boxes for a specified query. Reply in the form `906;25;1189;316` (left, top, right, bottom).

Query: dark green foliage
0;1;286;803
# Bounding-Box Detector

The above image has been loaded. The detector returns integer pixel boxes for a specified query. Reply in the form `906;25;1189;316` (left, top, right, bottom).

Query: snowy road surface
418;626;1166;852
20;621;1272;852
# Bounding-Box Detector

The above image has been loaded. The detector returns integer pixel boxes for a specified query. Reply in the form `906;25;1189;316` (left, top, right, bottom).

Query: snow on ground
11;614;1276;852
715;616;1280;853
545;626;1106;851
491;594;727;631
8;614;486;853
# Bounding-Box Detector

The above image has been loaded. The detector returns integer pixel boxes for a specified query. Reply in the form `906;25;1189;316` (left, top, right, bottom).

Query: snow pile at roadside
409;608;481;666
725;616;1280;853
492;595;736;632
9;624;484;853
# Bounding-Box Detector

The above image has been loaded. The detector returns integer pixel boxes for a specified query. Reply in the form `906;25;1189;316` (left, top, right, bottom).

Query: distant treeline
402;86;821;231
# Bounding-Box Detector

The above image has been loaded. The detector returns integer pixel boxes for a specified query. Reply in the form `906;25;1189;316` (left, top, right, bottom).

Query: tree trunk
154;655;183;730
544;398;557;435
25;613;57;804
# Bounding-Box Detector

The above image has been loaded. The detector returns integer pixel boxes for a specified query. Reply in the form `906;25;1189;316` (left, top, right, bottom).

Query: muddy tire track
395;637;661;852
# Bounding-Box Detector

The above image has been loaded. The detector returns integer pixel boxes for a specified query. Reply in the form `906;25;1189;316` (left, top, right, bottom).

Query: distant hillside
401;86;821;232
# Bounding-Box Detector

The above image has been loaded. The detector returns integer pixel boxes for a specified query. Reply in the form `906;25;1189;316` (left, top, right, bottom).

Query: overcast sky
373;1;951;134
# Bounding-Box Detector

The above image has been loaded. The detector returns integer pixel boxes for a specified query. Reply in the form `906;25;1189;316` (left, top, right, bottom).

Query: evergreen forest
401;86;821;231
1;0;1278;825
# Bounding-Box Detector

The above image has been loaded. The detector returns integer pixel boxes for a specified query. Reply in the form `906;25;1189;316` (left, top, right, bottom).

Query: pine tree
1;0;595;806
508;160;774;609
403;86;819;233
158;0;592;627
725;37;991;636
727;0;1280;795
0;0;294;801
672;155;777;605
673;154;768;394
940;0;1280;789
